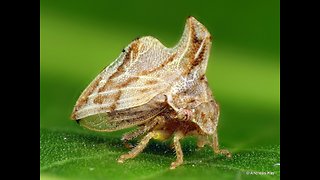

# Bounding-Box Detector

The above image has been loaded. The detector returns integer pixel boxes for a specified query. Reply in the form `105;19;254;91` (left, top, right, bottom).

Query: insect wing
71;37;179;131
79;94;167;132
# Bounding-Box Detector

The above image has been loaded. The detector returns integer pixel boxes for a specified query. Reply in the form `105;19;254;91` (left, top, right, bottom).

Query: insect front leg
212;130;231;158
170;131;184;170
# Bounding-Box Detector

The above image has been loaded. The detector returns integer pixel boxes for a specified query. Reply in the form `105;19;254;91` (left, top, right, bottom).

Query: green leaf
41;1;279;179
40;128;279;180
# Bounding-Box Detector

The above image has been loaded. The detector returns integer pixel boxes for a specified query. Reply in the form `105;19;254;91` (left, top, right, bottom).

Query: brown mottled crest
71;16;230;169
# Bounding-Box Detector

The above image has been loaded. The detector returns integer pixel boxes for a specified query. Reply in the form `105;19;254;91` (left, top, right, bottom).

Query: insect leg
212;130;231;158
117;131;156;163
121;119;158;148
170;131;184;169
121;126;145;149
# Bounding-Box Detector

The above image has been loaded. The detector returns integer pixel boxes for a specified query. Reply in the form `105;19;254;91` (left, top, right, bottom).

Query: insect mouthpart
76;119;81;124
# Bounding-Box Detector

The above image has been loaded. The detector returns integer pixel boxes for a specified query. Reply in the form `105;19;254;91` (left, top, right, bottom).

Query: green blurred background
40;0;279;178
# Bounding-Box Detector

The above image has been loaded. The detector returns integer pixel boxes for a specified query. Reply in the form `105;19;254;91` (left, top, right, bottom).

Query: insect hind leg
118;131;157;163
121;120;158;149
118;116;167;162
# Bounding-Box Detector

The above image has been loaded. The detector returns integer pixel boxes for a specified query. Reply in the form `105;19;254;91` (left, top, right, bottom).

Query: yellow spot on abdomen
153;130;171;141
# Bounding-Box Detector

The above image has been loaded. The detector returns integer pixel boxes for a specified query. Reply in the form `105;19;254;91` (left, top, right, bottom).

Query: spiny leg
118;131;156;163
121;126;145;149
170;131;184;170
212;130;231;158
121;119;158;149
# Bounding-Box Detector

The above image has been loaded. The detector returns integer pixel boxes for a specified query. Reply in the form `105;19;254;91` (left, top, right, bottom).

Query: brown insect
70;16;231;169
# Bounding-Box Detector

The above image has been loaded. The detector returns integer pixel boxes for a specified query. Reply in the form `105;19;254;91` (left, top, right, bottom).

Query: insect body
71;16;231;169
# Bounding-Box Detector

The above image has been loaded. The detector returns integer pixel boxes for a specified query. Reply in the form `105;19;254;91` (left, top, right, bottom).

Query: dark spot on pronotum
200;74;205;80
122;49;126;52
134;36;140;41
181;90;187;95
76;119;80;124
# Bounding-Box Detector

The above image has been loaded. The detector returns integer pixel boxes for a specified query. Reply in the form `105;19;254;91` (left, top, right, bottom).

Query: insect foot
170;160;183;170
216;149;232;158
212;131;232;158
117;154;130;163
